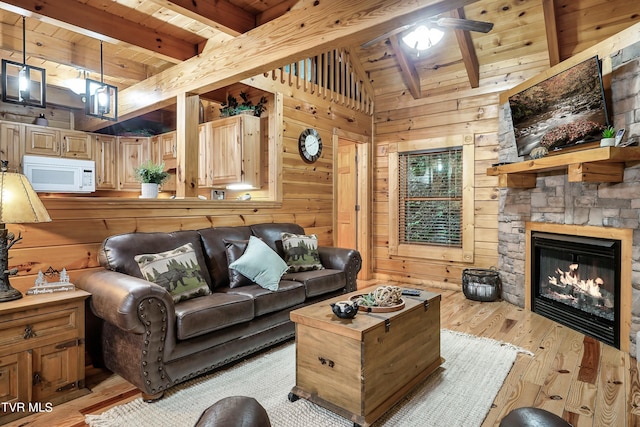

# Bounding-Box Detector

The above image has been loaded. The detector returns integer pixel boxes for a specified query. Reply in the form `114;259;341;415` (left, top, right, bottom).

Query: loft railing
270;49;373;115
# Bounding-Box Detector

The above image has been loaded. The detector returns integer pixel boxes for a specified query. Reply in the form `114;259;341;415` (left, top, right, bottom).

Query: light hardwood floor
5;286;640;427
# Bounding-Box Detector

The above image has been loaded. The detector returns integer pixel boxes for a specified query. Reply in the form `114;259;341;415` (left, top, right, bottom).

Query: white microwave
22;155;96;193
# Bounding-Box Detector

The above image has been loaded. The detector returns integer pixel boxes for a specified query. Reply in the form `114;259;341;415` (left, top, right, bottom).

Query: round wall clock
298;128;322;163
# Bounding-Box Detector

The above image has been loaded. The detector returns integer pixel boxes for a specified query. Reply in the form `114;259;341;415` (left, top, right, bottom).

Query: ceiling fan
361;16;494;49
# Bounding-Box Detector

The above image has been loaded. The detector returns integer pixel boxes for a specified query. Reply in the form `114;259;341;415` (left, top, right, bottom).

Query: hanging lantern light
1;16;46;108
85;40;118;121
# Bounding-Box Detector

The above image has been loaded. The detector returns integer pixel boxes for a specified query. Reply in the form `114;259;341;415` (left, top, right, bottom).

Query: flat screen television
508;55;609;157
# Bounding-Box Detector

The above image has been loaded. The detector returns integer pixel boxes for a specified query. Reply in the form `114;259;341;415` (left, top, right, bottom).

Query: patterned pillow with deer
281;232;324;273
135;242;211;303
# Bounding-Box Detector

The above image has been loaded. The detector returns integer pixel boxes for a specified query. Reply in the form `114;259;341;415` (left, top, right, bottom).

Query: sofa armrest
317;246;362;293
75;269;175;334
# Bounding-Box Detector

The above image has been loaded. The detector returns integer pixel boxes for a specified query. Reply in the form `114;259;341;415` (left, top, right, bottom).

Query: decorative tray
349;295;405;313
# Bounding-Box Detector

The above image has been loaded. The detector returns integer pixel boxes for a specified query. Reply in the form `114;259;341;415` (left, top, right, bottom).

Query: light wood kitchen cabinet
117;137;149;190
151;132;176;192
93;134;117;190
0;291;90;424
210;115;261;187
0;122;23;170
24;125;92;159
161;131;177;160
150;135;162;166
60;130;92;159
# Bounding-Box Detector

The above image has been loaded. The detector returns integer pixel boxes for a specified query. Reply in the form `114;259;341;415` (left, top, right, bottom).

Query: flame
549;266;603;298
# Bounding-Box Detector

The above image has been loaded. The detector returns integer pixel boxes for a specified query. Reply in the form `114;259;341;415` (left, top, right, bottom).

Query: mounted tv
508;55;609;157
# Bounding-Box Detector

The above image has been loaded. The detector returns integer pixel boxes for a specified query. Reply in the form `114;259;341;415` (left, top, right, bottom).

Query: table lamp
0;160;51;302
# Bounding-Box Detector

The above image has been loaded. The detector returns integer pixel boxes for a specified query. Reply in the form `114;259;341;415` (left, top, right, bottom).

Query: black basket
462;267;501;302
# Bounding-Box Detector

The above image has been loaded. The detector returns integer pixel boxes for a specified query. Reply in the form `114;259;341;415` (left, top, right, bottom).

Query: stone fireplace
525;222;631;349
496;43;640;354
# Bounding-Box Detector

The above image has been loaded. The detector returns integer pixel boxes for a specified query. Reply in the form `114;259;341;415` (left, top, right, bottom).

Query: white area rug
86;329;531;427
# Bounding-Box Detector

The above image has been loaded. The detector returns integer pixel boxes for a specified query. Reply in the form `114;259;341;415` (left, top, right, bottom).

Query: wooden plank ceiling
0;0;637;121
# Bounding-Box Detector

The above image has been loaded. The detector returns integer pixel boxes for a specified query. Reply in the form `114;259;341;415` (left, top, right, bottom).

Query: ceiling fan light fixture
402;25;444;51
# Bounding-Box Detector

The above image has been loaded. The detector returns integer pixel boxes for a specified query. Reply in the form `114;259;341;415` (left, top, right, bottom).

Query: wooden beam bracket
568;161;624;183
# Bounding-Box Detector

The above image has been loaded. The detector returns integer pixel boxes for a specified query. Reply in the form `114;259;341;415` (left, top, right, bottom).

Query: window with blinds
398;147;463;247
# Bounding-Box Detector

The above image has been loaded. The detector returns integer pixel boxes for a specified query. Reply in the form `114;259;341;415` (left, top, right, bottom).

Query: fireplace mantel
525;222;633;351
487;146;640;188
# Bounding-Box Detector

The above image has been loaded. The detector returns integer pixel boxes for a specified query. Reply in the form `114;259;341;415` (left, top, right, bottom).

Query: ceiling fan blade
434;17;494;33
361;23;415;49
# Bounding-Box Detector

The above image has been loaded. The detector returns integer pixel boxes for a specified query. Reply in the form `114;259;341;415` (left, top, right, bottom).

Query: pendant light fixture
1;16;46;108
85;40;118;121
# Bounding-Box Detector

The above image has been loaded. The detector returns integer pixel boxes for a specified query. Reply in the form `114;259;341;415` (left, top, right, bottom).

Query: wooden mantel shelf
486;146;640;188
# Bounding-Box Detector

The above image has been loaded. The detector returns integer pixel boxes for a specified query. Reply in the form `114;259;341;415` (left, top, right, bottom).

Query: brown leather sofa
77;223;361;400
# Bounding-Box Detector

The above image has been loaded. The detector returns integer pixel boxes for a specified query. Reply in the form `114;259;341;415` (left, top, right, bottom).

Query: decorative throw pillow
224;239;253;288
134;242;211;303
229;236;288;291
281;232;324;273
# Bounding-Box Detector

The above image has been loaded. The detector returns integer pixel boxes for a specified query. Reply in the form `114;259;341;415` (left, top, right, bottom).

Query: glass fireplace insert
531;231;621;348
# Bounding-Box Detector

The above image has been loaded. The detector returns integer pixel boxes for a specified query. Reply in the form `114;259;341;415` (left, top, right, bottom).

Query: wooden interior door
335;132;370;282
336;141;358;250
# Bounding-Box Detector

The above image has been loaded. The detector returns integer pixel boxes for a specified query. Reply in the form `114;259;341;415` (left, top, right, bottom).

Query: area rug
86;329;531;427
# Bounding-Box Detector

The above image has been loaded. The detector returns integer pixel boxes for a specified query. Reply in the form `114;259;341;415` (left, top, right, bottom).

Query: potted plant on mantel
600;126;616;147
220;92;268;117
134;160;170;198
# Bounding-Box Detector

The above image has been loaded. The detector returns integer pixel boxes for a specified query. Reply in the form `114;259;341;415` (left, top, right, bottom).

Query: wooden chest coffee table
289;286;442;427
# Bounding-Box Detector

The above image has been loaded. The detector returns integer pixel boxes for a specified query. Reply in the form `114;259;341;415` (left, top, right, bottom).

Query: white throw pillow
229;236;288;291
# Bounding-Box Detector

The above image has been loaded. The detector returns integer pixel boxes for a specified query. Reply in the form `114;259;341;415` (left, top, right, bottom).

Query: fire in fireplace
531;231;621;348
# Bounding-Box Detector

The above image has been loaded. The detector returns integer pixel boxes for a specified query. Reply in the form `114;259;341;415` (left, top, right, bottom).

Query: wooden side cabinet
0;291;90;424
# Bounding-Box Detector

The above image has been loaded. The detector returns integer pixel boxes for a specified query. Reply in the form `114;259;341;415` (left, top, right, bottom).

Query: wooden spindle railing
271;49;373;115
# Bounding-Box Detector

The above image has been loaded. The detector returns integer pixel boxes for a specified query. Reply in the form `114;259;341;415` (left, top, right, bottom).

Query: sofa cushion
283;269;346;298
229;236;288;291
249;223;305;257
220;280;305;316
174;293;254;340
134;242;212;303
281;232;324;273
99;230;212;287
198;227;252;289
224;240;253;288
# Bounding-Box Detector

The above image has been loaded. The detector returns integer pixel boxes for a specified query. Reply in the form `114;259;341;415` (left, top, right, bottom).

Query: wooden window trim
388;134;475;263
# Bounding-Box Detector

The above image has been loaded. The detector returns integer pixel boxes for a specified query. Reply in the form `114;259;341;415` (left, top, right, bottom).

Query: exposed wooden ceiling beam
0;0;200;63
389;35;422;98
542;0;560;66
78;0;481;129
0;22;148;83
451;8;480;88
145;0;255;36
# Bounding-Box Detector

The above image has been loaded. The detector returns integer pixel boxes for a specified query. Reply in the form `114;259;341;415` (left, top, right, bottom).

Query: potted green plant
600;126;616;147
134;160;170;198
220;92;267;117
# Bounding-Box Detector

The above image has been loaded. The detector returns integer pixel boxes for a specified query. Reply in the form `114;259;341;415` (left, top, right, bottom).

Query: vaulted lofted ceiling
0;0;638;120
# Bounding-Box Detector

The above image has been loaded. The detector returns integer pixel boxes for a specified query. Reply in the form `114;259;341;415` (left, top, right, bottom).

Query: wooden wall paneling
372;64;504;286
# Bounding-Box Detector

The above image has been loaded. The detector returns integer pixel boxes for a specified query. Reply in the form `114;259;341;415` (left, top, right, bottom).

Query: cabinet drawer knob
23;325;37;339
33;371;42;386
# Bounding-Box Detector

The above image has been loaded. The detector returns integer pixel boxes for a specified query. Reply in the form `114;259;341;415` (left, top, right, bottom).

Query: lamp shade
0;171;51;224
